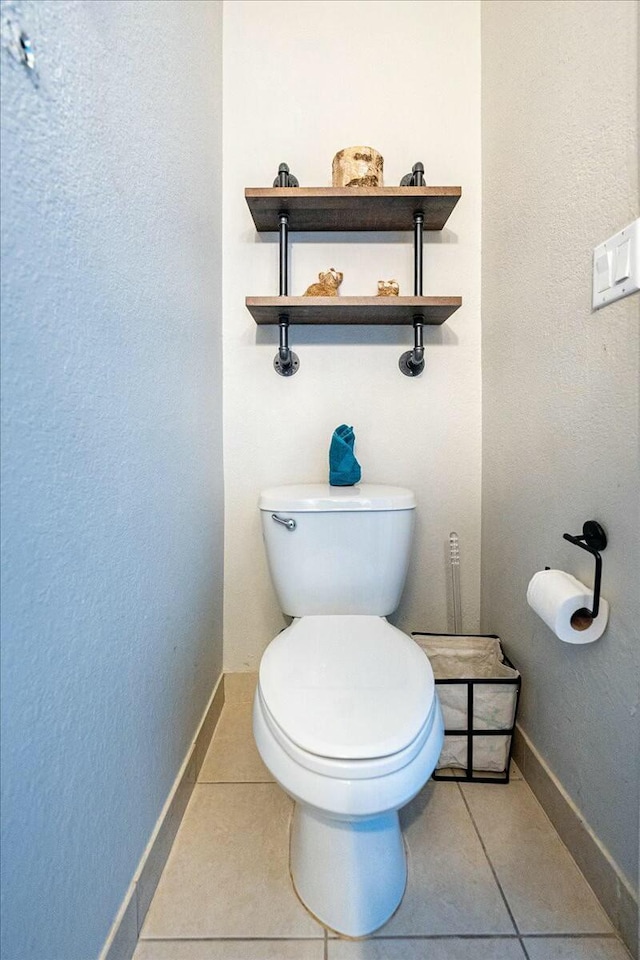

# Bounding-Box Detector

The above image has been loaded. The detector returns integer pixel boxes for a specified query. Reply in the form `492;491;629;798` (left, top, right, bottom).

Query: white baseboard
98;673;225;960
513;724;638;959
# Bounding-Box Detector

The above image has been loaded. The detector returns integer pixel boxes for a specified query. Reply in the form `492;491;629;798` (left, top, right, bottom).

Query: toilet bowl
254;486;443;936
254;614;443;936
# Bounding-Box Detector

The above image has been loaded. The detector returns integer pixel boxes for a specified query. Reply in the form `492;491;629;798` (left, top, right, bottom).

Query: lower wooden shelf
246;296;462;325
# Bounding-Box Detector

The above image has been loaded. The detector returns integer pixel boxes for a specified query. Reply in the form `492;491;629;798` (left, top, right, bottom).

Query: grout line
455;782;526;950
140;936;326;942
146;933;626;942
328;935;523;941
521;933;622;940
324;927;328;960
452;786;626;957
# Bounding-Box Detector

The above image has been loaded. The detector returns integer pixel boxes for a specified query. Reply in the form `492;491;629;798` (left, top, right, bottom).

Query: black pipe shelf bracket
562;520;608;620
260;159;457;376
274;163;300;375
274;197;299;376
400;161;426;188
399;161;427;377
273;162;299;188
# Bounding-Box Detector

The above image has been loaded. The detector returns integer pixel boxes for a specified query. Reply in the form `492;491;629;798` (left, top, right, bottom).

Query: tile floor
134;675;630;960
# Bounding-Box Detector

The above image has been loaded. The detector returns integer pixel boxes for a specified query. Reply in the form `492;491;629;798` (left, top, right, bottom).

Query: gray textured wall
0;2;223;958
481;0;639;889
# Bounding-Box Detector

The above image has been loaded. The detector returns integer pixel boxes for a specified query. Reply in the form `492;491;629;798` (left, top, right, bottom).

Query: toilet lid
259;615;435;760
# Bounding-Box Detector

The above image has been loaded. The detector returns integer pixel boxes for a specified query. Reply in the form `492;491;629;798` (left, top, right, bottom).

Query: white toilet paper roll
526;569;609;644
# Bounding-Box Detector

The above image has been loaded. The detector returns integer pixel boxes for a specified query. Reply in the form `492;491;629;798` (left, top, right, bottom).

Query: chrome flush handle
271;513;297;531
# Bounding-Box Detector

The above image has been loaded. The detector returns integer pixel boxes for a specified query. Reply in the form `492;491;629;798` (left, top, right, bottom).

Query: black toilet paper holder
562;521;607;619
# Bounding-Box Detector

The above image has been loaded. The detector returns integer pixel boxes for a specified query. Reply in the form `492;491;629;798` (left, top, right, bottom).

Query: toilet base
290;802;407;937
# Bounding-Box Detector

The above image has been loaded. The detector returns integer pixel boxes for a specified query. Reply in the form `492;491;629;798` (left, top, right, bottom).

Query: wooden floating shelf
246;297;462;326
245;187;461;232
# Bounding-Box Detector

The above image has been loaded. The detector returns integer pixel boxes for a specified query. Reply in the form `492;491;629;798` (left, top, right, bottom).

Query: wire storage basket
413;632;521;784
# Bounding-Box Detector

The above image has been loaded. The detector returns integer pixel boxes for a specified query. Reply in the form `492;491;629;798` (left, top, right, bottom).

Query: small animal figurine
303;268;344;297
376;279;400;296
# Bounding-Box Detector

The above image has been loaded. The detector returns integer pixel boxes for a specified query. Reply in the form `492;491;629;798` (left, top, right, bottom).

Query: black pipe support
273;163;299;188
273;212;299;375
400;161;425;187
414;212;424;295
399;318;425;377
279;215;289;296
273;316;299;377
400;210;426;376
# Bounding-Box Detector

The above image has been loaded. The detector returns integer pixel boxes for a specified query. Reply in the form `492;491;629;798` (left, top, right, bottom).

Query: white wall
222;0;482;671
482;0;639;896
0;3;224;958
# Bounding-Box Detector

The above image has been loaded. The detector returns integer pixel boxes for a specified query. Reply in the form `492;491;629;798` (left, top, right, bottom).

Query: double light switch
592;218;639;309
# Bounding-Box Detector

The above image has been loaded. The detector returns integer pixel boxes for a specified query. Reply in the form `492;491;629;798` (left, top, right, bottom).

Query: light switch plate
592;218;640;309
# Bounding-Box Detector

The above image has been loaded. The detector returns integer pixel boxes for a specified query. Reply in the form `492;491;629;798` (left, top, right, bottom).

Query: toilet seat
259;615;435;762
257;684;438;780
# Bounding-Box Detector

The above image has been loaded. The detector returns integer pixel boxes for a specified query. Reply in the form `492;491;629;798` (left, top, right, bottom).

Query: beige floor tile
134;940;324;960
372;782;515;936
509;761;523;779
224;673;258;704
523;937;631;960
329;937;525;958
461;781;613;935
140;784;321;939
199;702;273;783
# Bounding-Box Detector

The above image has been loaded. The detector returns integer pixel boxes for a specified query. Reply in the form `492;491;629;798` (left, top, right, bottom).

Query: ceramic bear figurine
377;279;400;297
303;268;344;296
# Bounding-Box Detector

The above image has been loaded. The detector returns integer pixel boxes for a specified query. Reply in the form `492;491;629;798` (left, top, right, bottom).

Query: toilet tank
259;484;416;617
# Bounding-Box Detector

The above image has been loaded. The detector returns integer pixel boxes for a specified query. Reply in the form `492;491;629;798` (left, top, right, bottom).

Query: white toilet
253;483;444;937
